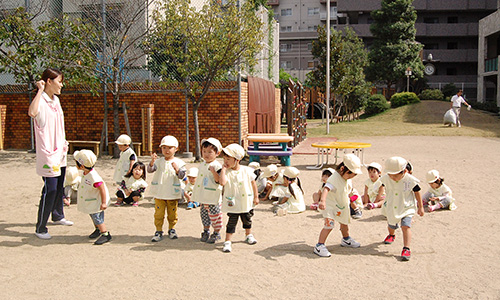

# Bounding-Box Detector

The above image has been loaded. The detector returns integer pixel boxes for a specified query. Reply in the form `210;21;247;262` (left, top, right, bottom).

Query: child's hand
171;162;179;173
100;203;107;211
253;197;259;206
318;201;326;210
418;206;424;216
429;197;439;202
150;153;158;165
209;165;215;172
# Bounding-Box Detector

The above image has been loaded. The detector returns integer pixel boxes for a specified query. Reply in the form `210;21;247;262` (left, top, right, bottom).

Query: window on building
307;61;316;69
280;61;292;69
447;16;458;23
424;17;439;24
447;42;458;49
280;44;292;52
81;3;123;33
308;25;318;32
280;26;292;32
281;8;292;16
424;43;439;50
446;68;457;75
307;43;312;51
308;7;319;16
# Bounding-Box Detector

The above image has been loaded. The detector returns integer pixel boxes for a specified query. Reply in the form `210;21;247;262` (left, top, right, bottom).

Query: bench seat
247;149;292;166
67;140;100;157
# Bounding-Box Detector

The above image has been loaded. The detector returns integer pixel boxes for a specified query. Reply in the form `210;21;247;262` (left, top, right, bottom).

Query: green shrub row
390;92;420;108
364;94;390;116
418;89;444;101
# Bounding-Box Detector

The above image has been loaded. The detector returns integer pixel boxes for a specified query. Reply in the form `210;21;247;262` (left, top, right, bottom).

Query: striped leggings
200;204;222;231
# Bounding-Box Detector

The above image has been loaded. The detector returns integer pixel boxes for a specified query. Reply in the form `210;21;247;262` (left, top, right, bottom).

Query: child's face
388;170;406;182
223;155;238;169
188;176;197;184
118;144;129;152
368;168;381;182
321;174;330;183
161;145;177;159
268;173;278;182
340;167;357;180
202;146;219;163
429;182;440;189
132;166;143;179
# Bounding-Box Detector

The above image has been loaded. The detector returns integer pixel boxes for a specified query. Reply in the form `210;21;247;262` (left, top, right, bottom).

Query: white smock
427;183;456;210
150;157;185;200
113;147;136;183
269;172;287;198
77;169;110;214
221;166;256;214
278;182;306;213
380;173;420;226
365;178;383;203
321;171;352;225
192;160;223;205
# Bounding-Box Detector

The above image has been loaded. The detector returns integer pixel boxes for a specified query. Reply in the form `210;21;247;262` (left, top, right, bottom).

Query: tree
366;0;424;95
145;0;265;161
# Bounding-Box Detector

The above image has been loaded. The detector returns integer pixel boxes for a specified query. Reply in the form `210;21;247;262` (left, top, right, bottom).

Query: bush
442;83;458;98
364;94;390;116
469;101;499;114
390;92;420;108
418;89;444;101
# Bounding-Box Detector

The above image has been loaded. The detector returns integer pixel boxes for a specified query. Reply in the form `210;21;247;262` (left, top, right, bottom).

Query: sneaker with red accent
401;248;411;261
383;234;395;244
310;203;319;211
132;202;139;207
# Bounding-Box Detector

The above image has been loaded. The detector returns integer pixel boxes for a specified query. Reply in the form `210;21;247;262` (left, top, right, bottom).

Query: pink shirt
33;92;67;177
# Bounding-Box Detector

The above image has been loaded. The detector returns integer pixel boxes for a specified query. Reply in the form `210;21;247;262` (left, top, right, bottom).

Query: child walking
311;168;334;211
423;170;456;212
74;150;111;245
113;134;137;185
183;167;200;209
220;144;259;253
273;167;306;215
148;135;186;242
314;154;362;258
192;138;224;244
362;162;385;209
380;156;424;261
115;161;148;207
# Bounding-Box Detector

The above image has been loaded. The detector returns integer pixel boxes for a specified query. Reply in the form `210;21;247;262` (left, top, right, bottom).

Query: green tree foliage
366;0;424;95
390;92;420;108
418;89;444;101
364;94;390;116
146;0;265;160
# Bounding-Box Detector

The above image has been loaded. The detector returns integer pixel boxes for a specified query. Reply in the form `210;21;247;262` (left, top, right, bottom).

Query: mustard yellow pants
154;198;178;231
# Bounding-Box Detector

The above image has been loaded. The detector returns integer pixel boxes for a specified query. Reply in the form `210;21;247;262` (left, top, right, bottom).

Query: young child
192;138;224;244
74;150;111;245
349;188;363;219
273;167;306;215
423;169;456;212
220;144;259;253
248;162;267;197
115;161;148;207
261;164;287;201
362;162;385;210
148;135;186;242
63;166;80;206
314;154;363;257
113;134;137;185
380;156;424;261
311;168;334;211
183;167;200;210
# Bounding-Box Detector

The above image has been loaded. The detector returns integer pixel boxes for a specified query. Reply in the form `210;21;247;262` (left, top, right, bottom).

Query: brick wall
0;83;254;153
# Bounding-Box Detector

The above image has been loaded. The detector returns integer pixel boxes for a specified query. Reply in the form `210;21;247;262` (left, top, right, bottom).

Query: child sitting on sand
273;167;306;215
311;168;334;211
115;161;148;207
362;162;385;210
423;170;456;212
261;164;287;201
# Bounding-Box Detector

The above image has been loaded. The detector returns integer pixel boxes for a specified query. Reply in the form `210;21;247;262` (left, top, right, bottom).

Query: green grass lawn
305;100;500;139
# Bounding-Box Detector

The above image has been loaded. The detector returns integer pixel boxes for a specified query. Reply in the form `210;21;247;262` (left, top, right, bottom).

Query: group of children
66;134;456;260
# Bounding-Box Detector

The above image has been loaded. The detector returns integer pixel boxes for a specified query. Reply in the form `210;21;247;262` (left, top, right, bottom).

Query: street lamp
405;67;412;92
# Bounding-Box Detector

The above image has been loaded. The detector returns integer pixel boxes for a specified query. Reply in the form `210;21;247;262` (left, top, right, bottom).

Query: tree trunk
112;92;121;158
192;100;201;162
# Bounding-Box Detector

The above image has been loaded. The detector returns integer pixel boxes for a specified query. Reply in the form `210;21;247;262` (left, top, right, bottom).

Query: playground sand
1;135;499;299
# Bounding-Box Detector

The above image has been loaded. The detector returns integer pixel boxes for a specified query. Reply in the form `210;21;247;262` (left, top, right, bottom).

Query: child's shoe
383;234;395;244
132;202;139;207
310;203;319;210
401;247;411;261
245;234;257;245
88;228;101;239
168;229;178;239
94;232;112;245
192;202;200;208
187;202;194;210
352;208;363;219
366;203;375;210
151;231;163;242
200;230;210;242
222;241;232;252
313;244;331;257
340;236;360;248
207;232;221;244
114;200;124;206
35;232;52;240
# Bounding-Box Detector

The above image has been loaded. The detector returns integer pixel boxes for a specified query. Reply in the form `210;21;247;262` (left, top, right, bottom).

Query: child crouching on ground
63;166;80;206
273;166;306;215
423;170;456;212
74;150;111;245
220;144;259;253
362;162;385;210
311;168;333;211
183;167;200;209
115;161;148;207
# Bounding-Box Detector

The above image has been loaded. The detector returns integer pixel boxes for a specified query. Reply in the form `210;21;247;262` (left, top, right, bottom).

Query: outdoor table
306;141;372;170
247;134;294;166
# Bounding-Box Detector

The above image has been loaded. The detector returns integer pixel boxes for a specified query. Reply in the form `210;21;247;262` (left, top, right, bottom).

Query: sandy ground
1;135;500;299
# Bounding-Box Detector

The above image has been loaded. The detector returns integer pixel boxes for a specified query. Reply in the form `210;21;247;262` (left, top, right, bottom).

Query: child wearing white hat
314;154;363;258
248;162;267;196
183;167;200;209
148;135;187;242
423;170;456;212
112;134;137;185
261;164;287;201
219;144;259;253
63;166;81;206
362;162;385;210
74;150;112;245
380;156;424;261
273;167;306;215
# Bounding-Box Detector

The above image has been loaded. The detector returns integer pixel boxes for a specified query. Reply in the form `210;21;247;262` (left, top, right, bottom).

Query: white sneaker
35;232;52;240
53;218;74;226
313;244;331;257
245;234;257;245
340;237;361;248
222;241;232;252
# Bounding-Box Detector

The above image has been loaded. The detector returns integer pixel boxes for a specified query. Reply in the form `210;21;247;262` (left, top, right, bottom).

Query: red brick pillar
0;105;6;150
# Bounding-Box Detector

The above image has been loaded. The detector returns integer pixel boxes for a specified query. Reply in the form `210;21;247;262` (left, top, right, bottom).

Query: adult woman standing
28;68;73;240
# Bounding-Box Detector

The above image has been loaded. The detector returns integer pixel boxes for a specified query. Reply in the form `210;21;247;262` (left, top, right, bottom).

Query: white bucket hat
115;134;131;145
366;162;382;173
248;162;260;169
222;143;245;160
65;166;80;185
262;164;278;178
74;149;97;168
343;154;362;175
159;135;179;148
385;156;407;174
187;167;199;177
283;166;300;179
201;137;222;153
426;170;440;183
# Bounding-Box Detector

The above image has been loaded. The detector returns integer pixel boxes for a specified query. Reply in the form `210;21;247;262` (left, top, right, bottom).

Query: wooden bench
247;134;294;166
248;144;292;151
68;140;101;157
247;149;293;166
108;142;142;156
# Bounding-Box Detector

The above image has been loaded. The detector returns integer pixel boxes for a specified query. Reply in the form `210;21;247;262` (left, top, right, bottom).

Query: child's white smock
279;183;306;213
322;171;352;225
120;176;148;199
426;183;456;210
113;147;136;183
77;169;110;214
269;172;287;198
192;160;222;205
364;178;383;203
150;157;185;200
380;173;420;226
222;166;256;214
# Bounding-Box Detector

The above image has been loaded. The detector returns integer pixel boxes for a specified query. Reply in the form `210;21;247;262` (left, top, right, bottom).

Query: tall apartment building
336;0;497;100
268;0;337;82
